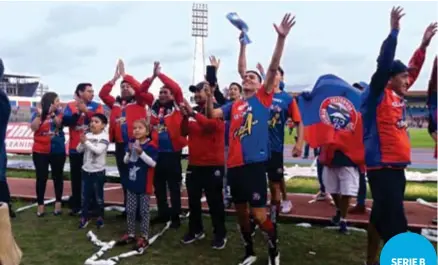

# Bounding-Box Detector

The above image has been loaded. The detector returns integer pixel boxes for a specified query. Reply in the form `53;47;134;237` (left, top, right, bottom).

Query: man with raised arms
361;7;436;265
207;13;295;265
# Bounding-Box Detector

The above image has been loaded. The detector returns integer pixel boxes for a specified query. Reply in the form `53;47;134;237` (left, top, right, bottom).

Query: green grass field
7;165;437;203
284;128;434;149
12;202;370;265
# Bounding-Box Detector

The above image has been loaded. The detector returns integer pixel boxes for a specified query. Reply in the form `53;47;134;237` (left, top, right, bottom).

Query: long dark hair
40;92;58;123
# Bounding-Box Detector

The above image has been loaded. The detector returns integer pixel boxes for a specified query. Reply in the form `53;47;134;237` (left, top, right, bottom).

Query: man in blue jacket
0;58;15;218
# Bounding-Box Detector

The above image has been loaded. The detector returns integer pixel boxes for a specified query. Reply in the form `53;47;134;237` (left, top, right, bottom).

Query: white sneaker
268;251;280;265
280;200;292;214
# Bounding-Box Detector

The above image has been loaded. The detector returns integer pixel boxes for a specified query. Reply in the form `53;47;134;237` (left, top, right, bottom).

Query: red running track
8;178;437;231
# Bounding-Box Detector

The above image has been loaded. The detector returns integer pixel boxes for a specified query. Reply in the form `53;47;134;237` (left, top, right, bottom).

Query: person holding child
117;118;158;252
76;113;110;229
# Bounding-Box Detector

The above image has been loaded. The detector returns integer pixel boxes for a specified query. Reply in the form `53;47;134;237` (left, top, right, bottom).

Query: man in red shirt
63;83;104;216
148;62;188;228
99;60;154;214
179;80;227;249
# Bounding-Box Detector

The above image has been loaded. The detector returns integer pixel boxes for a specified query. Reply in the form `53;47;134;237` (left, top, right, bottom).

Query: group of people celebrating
0;7;437;265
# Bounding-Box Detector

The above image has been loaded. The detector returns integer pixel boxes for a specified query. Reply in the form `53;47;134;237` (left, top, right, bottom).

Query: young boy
77;113;110;229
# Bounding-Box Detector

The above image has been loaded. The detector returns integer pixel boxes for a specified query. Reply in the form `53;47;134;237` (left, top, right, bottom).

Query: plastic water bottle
129;142;139;162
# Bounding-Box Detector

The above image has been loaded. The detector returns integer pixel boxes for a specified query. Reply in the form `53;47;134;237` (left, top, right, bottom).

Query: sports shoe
116;233;136;245
181;231;205;244
280;200;292;214
134;236;149;252
331;210;341;226
268;250;280;265
96;217;104;229
79;218;89;229
339;220;349;234
211;235;227;250
348;204;366;214
314;191;328;201
170;216;181;229
238;253;257;265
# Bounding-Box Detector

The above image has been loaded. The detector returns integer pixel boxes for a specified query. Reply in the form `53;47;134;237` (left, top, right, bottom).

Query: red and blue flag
297;74;365;166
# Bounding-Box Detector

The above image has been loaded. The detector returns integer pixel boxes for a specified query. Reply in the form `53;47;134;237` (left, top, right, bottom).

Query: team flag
297;74;365;166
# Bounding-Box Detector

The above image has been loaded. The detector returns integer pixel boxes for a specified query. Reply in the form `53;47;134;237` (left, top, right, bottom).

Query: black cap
189;82;205;93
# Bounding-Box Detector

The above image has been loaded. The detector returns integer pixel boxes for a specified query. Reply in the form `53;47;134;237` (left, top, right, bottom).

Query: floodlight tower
191;3;208;87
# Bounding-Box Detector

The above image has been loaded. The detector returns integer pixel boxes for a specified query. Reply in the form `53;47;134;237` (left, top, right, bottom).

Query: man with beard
179;79;227;249
361;8;436;265
0;58;15;218
63;83;104;216
207;13;295;265
148;62;187;228
99;59;154;215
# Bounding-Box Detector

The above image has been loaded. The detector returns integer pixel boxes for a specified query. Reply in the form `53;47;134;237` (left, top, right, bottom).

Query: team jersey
361;29;425;168
268;91;301;153
150;73;187;153
182;104;225;166
221;86;273;168
63;100;104;153
31;111;66;154
124;138;158;194
99;75;153;144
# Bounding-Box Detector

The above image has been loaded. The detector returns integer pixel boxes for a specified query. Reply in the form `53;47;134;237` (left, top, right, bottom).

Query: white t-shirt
77;131;109;173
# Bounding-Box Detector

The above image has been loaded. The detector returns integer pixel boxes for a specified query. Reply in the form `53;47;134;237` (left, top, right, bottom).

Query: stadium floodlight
190;3;208;96
192;3;208;37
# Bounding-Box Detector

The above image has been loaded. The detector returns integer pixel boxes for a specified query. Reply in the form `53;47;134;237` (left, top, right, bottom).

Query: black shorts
266;152;284;183
367;168;407;243
227;162;267;208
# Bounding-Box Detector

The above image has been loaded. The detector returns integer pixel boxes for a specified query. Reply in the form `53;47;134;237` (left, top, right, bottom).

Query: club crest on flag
319;96;358;131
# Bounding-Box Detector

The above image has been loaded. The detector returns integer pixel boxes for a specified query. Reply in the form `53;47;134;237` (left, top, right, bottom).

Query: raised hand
118;59;126;77
153;61;161;77
390;6;405;31
421;22;438;48
112;60;121;82
274;13;296;38
209;56;220;72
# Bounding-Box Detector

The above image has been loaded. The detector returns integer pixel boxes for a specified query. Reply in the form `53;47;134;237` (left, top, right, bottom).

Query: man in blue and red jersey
0;58;15;218
63;83;104;216
148;61;187;228
256;63;304;215
207;13;295;265
179;80;227;249
360;7;436;265
99;59;154;215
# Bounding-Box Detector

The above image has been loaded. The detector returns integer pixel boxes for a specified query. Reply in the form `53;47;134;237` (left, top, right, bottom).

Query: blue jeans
316;159;325;193
357;172;367;206
81;170;106;219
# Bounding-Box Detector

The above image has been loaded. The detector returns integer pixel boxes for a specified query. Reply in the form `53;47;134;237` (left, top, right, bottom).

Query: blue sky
0;1;436;99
